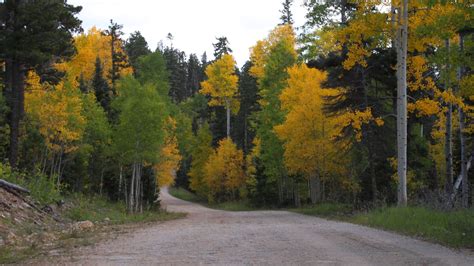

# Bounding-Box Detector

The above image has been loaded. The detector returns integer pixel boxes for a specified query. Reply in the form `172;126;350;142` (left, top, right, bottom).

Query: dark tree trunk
8;60;25;168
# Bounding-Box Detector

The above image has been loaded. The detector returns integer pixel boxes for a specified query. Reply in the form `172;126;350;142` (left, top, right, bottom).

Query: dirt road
44;188;473;265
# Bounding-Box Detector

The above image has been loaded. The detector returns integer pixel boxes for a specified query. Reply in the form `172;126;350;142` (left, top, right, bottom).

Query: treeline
182;0;474;208
1;0;473;211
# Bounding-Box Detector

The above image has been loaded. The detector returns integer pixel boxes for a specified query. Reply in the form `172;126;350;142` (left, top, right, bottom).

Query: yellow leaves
407;55;436;92
204;138;246;202
336;108;383;142
311;28;342;57
275;64;342;179
336;11;389;70
25;71;85;153
407;98;441;117
343;43;369;70
200;54;239;113
56;26;132;86
249;40;267;79
155;117;182;187
249;25;297;79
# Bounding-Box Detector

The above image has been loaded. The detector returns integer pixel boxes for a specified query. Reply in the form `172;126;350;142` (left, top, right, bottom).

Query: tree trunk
119;164;123;195
8;61;25;168
99;167;104;196
445;39;454;194
129;162;136;212
309;174;321;204
226;99;231;138
371;160;377;202
396;1;408;206
458;33;468;208
244;118;248;154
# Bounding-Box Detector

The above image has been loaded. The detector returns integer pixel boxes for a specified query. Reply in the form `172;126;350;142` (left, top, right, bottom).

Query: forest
0;0;473;218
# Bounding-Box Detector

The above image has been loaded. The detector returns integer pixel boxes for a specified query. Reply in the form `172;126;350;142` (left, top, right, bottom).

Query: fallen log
0;179;30;194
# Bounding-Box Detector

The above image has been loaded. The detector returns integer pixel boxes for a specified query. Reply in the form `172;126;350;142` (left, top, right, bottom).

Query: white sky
68;0;308;67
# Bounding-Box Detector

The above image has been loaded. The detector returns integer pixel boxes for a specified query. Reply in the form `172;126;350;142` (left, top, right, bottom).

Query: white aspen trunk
129;162;136;212
458;33;468;208
309;174;321;204
119;164;123;195
50;153;55;178
226;98;231;138
56;149;63;187
396;1;408;206
135;163;141;212
445;39;454;194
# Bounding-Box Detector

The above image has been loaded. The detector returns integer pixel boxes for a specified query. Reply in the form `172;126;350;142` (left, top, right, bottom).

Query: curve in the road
40;187;474;265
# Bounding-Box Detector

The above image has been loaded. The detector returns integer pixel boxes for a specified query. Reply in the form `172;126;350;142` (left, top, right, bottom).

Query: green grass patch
169;187;258;211
290;203;353;219
351;206;474;249
65;193;185;224
0;246;38;264
168;187;205;203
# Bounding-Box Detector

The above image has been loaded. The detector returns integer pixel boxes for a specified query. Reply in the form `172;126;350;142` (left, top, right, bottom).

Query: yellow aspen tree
56;27;133;87
155;117;182;187
25;71;85;182
275;64;348;203
200;54;239;137
204;138;245;203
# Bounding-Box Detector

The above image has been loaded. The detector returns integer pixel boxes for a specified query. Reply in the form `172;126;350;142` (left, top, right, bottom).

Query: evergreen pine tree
106;19;128;93
0;0;82;167
125;31;151;76
92;57;111;115
213;37;233;59
280;0;294;25
234;61;259;154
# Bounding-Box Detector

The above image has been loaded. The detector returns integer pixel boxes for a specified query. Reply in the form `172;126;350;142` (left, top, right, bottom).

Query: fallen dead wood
0;179;30;194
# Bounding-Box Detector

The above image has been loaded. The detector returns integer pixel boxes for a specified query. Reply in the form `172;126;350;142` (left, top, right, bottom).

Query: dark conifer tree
78;73;89;93
279;0;294;25
92;57;111;114
213;37;232;59
233;61;259;154
0;0;82;167
186;54;202;96
105;19;128;93
163;46;188;102
125;31;151;76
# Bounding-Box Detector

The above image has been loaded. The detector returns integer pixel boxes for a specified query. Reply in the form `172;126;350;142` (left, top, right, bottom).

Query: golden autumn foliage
155;117;182;187
335;107;384;142
25;71;85;153
200;54;239;113
56;27;132;86
188;124;213;198
275;64;346;180
203;138;246;202
249;24;297;80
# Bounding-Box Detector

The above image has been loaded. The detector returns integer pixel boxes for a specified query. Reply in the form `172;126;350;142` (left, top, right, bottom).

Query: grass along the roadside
351;206;474;249
65;193;185;224
168;187;205;203
169;187;257;211
290;203;353;220
291;204;474;249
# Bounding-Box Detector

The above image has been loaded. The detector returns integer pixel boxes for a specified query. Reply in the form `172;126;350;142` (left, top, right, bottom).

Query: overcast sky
68;0;308;67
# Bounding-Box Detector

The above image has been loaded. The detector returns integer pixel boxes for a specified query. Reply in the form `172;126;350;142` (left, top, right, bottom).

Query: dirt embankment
0;186;64;248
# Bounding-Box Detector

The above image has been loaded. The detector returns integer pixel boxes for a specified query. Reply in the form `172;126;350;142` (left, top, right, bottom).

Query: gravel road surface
42;187;474;265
